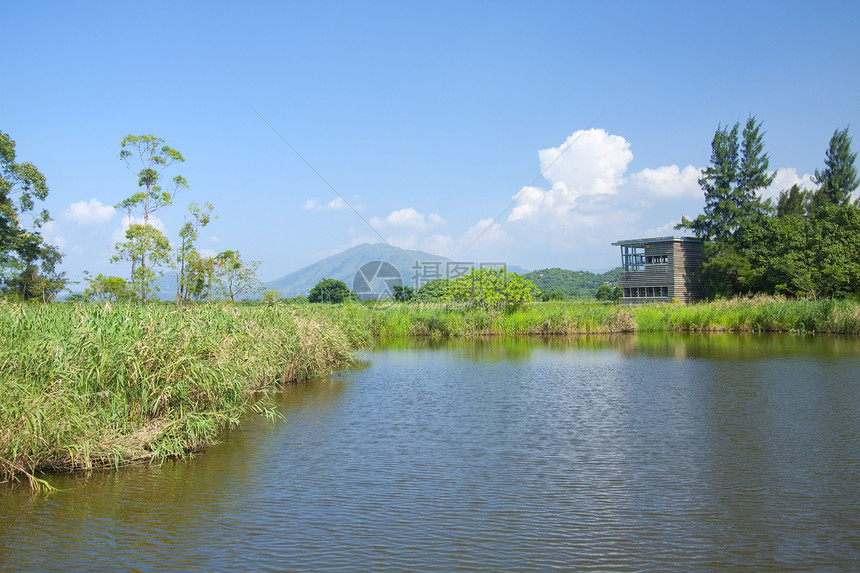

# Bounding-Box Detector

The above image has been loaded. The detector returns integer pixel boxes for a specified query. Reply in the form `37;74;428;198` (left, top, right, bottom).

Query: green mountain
266;243;451;297
266;243;531;298
524;267;621;297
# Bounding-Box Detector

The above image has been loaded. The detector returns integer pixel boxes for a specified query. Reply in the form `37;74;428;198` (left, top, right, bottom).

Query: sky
3;0;859;287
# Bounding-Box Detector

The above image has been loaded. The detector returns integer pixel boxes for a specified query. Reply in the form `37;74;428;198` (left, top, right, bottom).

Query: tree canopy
308;278;357;303
680;120;860;299
0;130;64;298
113;134;188;302
445;267;540;310
212;250;262;302
678;116;774;242
812;127;859;209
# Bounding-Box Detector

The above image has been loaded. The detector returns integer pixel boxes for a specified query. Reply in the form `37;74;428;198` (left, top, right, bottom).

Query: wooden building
611;236;705;305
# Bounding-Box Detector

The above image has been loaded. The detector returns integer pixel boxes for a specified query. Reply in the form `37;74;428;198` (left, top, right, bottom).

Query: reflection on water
2;334;859;571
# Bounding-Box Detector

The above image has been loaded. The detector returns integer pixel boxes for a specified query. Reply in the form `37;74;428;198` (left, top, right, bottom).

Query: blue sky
4;1;859;285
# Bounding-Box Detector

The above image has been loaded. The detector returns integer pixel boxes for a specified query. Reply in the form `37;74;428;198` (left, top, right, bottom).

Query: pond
2;334;859;571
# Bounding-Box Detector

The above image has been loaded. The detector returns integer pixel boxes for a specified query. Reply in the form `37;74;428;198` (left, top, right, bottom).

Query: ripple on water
2;336;859;572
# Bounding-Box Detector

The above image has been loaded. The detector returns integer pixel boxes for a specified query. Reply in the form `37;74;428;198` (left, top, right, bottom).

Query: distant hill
524;267;621;297
265;243;528;297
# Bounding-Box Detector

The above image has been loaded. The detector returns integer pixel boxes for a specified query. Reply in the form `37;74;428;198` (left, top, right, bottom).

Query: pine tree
678;116;774;242
812;127;858;208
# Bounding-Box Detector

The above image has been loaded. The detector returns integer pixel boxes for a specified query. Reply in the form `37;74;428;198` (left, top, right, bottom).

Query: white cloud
110;216;167;245
369;207;446;232
304;197;362;211
538;128;633;197
508;129;634;225
40;220;67;249
630;164;701;198
62;199;116;224
643;219;684;237
764;168;816;200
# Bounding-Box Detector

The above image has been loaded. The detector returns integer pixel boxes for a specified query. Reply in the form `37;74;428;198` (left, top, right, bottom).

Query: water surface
2;334;859;571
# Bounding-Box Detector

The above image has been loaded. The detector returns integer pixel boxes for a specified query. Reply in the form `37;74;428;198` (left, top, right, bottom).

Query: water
2;334;859;571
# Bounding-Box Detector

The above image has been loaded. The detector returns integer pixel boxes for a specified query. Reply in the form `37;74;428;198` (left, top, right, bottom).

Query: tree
812;127;858;209
776;184;811;218
594;284;621;302
445;267;540;311
308;278;357;303
115;135;188;301
1;130;61;294
184;250;216;301
540;290;566;301
262;290;282;306
678;116;774;242
176;202;216;304
212;250;262;302
6;244;67;302
737;117;777;209
83;274;136;302
413;278;450;302
111;224;172;300
393;285;414;302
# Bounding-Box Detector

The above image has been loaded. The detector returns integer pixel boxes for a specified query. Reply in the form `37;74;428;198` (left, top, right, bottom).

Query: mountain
265;243;530;297
266;243;448;297
524;267;621;297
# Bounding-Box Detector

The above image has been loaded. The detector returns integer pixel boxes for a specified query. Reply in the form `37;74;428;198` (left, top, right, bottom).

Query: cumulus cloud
763;168;816;201
110;216;167;245
630;164;701;198
62;199;116;224
538;129;633;197
369;207;446;232
508;129;634;225
304;197;362;211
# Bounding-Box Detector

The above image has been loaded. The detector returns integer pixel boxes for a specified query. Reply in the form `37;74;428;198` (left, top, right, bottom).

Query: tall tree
812;127;858;209
212;250;262;302
737;116;776;209
776;184;811;218
679;117;774;242
111;224;172;300
678;123;739;241
0;130;60;293
176;202;216;304
114;135;189;301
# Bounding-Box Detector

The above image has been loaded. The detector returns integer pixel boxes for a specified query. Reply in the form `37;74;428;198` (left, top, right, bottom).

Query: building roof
611;235;703;246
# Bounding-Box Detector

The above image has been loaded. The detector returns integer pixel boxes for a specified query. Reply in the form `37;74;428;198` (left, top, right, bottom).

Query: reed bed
4;296;858;490
364;297;860;337
0;302;370;490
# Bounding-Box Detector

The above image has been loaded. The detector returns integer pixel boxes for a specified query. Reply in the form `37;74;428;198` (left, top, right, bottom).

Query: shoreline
3;297;859;490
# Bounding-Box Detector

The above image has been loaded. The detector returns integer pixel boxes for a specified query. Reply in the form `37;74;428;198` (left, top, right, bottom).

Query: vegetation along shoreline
3;297;860;491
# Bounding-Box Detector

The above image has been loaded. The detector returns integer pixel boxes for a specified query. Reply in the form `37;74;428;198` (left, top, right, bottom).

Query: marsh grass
1;301;370;490
4;296;858;490
365;297;860;337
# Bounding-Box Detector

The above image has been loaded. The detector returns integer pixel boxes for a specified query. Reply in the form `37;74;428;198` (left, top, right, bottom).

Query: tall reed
0;301;370;490
364;298;860;337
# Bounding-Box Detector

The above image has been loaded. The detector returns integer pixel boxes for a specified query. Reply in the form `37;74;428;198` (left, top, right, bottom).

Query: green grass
363;297;860;337
0;301;370;491
4;296;859;490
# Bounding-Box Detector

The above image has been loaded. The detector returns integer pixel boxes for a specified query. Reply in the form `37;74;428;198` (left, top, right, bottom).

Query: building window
645;255;668;264
621;246;645;271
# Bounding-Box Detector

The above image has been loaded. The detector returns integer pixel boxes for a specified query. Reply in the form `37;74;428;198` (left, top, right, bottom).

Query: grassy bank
0;302;370;491
364;297;860;336
4;296;859;490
